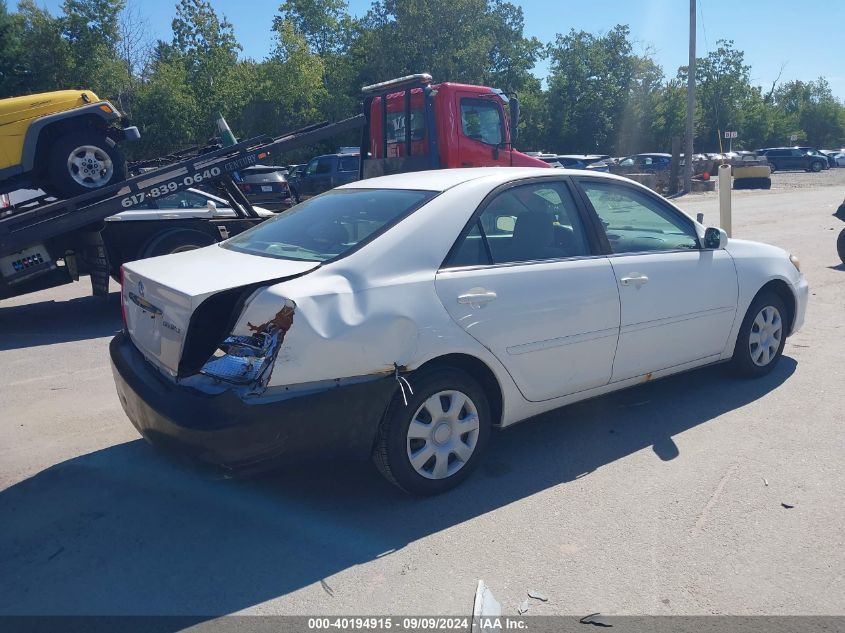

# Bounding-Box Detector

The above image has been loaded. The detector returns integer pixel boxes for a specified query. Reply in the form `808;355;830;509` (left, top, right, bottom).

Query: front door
575;178;738;382
435;179;620;401
455;93;512;168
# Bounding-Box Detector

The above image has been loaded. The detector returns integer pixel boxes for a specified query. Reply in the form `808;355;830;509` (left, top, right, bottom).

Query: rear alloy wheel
373;368;490;495
732;291;787;377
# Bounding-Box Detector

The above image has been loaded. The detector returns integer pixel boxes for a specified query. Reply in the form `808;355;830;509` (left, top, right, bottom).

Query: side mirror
704;226;727;249
206;200;217;214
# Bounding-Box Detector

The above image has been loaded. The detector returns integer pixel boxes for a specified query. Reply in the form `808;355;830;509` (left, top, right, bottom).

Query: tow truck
1;73;545;301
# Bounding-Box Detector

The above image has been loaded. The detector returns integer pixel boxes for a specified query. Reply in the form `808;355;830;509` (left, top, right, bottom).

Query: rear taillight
239;183;251;193
0;194;10;209
119;265;128;330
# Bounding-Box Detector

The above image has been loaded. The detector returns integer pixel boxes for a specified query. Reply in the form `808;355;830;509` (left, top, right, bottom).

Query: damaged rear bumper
110;332;396;472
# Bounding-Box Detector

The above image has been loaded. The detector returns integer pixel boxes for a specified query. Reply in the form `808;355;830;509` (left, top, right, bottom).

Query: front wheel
731;292;788;377
372;368;491;495
810;160;823;173
46;130;126;198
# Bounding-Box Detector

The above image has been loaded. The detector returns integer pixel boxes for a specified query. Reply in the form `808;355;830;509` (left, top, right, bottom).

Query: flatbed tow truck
1;73;544;301
0;116;365;300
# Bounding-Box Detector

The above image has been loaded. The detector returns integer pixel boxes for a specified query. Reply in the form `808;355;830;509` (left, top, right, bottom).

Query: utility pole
684;0;696;193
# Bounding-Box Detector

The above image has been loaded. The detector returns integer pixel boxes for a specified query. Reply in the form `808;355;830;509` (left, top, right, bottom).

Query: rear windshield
242;169;287;183
223;188;436;262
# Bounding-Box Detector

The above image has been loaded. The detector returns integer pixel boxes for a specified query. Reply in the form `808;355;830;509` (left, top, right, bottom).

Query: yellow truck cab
0;89;139;198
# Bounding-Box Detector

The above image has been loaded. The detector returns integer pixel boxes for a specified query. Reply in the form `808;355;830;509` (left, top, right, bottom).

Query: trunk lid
122;244;318;375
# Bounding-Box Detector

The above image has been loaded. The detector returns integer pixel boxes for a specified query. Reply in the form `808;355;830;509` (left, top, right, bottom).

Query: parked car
297;153;361;198
613;153;672;173
793;147;833;169
757;147;828;172
112;167;808;495
234;165;296;211
834;152;845;167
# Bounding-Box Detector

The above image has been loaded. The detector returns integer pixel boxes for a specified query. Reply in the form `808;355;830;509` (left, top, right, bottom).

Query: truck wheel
141;229;215;258
372;367;491;495
46;130;127;198
810;160;823;172
837;228;845;265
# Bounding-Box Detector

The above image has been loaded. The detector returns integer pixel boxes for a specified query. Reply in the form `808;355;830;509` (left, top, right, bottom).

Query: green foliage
546;25;660;154
1;0;844;158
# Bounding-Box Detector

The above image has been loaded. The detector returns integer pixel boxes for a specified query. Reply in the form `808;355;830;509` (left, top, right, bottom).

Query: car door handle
457;289;498;306
620;274;649;286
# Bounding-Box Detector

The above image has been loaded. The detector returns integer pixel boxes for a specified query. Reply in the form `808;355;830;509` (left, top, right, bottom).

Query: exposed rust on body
247;300;296;342
643;372;653;382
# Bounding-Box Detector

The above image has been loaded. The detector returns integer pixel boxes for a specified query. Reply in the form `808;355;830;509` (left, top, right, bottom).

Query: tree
170;0;245;131
546;25;656;154
679;40;752;151
61;0;126;95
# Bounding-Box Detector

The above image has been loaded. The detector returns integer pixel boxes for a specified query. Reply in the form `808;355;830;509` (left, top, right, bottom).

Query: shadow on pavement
0;291;121;351
0;357;796;617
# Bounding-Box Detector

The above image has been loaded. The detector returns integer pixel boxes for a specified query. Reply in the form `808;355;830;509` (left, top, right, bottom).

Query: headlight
789;253;801;272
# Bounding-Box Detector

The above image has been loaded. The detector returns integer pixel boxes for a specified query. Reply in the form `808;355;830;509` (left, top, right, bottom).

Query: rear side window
338;156;360;172
386;110;426;143
445;181;591;267
224;189;436;262
460;98;503;146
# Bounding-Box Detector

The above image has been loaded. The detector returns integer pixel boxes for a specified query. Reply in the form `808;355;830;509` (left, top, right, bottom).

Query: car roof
338;166;635;192
312;153;360;159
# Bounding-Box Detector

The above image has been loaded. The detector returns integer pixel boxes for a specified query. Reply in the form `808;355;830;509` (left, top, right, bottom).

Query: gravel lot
0;170;843;617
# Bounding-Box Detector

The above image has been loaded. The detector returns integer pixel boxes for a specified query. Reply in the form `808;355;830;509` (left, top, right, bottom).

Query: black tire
731;291;788;378
141;229;215;258
837;228;845;265
767;163;776;173
810;160;823;173
372;367;491;495
45;129;126;198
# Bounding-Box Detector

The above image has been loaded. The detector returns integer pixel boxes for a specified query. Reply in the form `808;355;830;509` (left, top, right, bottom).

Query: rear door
575;178;738;382
435;178;620;401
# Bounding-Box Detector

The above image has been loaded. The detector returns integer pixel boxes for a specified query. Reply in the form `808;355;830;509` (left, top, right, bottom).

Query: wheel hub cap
68;145;114;189
406;390;480;480
433;422;452;445
749;305;783;367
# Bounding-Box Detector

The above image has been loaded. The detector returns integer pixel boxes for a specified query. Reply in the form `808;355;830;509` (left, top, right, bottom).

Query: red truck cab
361;74;548;178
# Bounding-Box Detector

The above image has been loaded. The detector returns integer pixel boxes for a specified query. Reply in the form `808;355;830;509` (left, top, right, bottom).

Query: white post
718;163;732;237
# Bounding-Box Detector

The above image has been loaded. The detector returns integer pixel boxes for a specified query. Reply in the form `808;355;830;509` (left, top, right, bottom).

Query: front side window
460;98;503;146
224;189;436;262
578;180;699;253
445;181;591;267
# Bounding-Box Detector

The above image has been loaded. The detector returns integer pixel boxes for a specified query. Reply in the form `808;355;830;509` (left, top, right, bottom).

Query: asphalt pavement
0;171;843;617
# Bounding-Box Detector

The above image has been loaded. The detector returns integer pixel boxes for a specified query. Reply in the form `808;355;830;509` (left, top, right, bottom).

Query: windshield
223;188;436;262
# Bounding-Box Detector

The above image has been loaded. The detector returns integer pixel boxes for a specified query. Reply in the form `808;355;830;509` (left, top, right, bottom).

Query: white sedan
111;168;808;495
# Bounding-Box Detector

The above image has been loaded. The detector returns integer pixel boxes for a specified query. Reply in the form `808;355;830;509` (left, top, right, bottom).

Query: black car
757;148;828;173
235;166;296;212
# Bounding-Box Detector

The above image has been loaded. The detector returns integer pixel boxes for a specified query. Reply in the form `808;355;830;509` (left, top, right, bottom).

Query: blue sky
30;0;845;99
